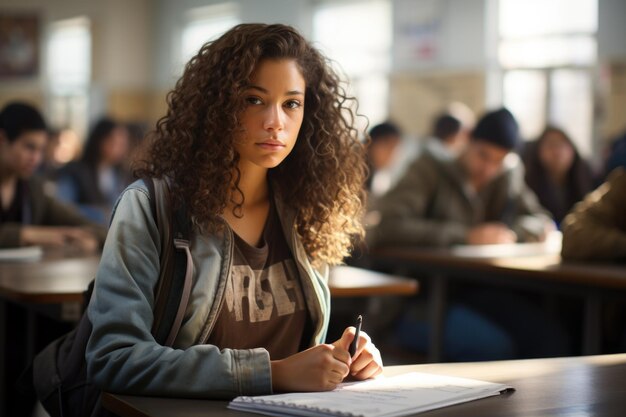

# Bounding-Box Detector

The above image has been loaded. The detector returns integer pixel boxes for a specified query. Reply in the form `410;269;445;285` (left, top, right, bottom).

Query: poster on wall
393;0;441;70
0;13;40;78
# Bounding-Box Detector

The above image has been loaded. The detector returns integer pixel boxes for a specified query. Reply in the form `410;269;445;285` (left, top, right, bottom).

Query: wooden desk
371;246;626;361
328;265;418;297
0;250;98;304
102;353;626;417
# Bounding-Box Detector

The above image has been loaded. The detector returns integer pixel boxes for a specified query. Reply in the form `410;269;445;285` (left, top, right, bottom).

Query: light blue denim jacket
85;180;330;399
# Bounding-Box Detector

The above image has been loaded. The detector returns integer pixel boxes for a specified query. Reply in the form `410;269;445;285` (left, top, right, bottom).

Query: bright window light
181;3;239;64
499;35;596;69
313;0;392;126
499;0;597;155
47;17;91;95
500;0;597;39
503;70;547;140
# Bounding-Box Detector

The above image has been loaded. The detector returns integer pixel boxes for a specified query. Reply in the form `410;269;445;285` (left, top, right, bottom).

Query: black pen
349;315;362;357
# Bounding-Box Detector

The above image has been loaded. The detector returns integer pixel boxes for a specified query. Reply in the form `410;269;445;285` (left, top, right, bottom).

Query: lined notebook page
228;372;513;417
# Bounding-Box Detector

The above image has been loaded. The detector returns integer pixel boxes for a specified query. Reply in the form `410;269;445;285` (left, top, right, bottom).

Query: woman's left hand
331;327;383;380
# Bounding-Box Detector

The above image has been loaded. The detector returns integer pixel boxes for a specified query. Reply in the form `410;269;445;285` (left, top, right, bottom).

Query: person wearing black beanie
471;108;520;151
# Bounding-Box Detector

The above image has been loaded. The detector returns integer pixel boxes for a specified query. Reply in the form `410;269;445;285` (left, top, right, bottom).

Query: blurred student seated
370;108;552;248
561;167;626;262
0;101;106;250
0;101;107;417
561;167;626;352
55;117;131;225
366;121;403;199
423;112;470;161
369;108;570;361
523;126;595;227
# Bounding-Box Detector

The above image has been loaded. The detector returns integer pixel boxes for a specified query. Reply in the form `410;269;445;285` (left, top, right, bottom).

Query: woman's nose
263;104;284;131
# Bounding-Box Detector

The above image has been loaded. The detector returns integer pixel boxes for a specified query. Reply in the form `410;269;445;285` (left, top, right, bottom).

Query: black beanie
471;108;519;150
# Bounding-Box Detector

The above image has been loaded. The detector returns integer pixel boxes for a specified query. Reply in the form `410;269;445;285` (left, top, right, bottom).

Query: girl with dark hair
0;101;106;249
523;126;596;226
86;23;382;399
56;117;130;224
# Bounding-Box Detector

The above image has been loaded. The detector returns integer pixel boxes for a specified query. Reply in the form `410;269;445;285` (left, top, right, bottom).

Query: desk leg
428;274;447;363
583;292;602;355
26;309;36;361
0;299;6;416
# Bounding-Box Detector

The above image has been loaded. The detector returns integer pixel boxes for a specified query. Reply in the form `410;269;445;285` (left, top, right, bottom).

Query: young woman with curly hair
86;23;382;399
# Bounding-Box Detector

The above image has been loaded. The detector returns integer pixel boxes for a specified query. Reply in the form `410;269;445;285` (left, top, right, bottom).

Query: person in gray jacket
370;108;569;361
85;24;382;400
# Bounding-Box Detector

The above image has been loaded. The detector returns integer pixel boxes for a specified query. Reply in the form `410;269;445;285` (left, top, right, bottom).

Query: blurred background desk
329;265;418;297
102;353;626;417
371;245;626;362
0;248;98;415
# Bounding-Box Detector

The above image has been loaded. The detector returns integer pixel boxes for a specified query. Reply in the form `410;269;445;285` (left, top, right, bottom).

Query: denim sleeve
85;185;272;399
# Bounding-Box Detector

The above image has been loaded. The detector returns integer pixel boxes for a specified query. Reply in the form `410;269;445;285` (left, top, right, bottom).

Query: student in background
86;24;382;403
561;168;626;351
0;101;106;249
0;102;106;417
424;113;470;161
561;167;626;262
371;108;552;248
365;122;402;198
523;126;595;226
370;108;568;361
56;117;131;224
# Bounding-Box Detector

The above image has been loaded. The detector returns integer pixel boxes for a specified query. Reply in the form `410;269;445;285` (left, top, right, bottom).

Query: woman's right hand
271;343;351;392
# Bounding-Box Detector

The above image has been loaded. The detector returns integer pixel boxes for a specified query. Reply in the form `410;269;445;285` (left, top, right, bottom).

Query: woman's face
539;130;575;176
0;130;47;179
235;58;306;171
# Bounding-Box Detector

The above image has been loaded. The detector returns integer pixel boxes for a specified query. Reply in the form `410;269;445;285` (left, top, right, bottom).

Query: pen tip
357;315;362;322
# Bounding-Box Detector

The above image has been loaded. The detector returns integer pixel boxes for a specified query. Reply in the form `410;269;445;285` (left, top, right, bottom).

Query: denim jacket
86;180;330;399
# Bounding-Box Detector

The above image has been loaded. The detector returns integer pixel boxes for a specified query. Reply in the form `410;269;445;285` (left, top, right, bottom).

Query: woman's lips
256;139;286;150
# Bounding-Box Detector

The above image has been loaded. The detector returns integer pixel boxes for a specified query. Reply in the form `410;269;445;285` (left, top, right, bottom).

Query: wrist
270;360;286;393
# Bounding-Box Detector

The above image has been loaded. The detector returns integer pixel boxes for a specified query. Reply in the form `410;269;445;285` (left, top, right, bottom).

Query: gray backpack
31;178;193;417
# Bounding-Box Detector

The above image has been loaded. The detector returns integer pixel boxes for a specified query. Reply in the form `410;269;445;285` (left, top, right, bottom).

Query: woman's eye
246;97;262;105
284;100;302;109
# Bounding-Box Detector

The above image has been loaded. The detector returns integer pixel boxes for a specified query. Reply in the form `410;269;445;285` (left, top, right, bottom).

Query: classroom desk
328;265;418;297
370;245;626;362
0;248;98;415
0;252;416;412
102;353;626;417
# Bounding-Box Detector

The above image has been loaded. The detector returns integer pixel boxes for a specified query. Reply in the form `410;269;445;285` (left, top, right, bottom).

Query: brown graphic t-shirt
207;204;309;360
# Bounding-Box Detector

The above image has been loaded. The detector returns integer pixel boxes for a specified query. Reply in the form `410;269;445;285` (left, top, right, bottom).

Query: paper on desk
228;372;513;417
451;231;562;258
0;246;43;262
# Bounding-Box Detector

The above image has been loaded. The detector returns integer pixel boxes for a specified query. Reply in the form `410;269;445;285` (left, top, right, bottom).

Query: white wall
152;0;312;90
0;0;152;90
392;0;487;73
598;0;626;62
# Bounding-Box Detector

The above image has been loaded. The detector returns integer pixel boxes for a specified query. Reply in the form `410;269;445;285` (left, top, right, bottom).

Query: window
46;16;91;140
313;0;392;127
499;0;597;156
180;3;239;66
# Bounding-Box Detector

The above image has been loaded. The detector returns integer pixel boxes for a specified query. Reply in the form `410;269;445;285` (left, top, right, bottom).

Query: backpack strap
147;177;194;346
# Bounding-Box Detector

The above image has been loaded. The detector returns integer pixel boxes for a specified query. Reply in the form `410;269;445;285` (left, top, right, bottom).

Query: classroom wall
0;0;153;123
389;0;488;138
2;0;625;145
598;0;626;140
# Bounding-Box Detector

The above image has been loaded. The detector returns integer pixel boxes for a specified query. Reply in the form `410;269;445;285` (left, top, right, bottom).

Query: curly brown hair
134;23;367;265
